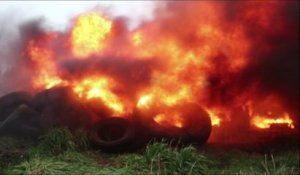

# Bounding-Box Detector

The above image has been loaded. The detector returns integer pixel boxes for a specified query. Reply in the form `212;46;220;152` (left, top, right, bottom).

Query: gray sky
0;1;161;31
0;1;161;85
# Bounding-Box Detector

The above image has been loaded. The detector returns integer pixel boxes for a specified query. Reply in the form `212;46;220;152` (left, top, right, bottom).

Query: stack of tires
0;89;212;152
89;103;212;152
0;87;94;138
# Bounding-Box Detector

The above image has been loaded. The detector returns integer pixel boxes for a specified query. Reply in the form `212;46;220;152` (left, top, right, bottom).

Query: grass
119;141;209;175
202;149;299;175
33;127;77;156
0;127;299;175
143;141;209;175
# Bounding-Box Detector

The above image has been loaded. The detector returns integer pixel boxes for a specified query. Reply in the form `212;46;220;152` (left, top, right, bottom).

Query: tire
0;104;41;138
0;91;32;122
133;103;212;146
89;117;135;152
29;87;70;112
179;103;212;145
29;87;95;131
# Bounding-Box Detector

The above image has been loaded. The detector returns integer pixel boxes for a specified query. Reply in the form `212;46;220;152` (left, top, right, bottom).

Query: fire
137;94;153;109
206;110;221;126
137;86;192;110
70;13;112;58
131;31;143;46
72;77;125;115
251;112;295;129
247;95;296;130
27;39;65;89
34;74;65;90
153;113;184;128
22;2;298;137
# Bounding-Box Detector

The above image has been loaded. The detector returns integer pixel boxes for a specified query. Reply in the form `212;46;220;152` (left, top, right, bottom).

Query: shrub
31;127;77;156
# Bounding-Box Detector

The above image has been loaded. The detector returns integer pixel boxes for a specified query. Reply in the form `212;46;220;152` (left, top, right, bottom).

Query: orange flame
72;77;125;115
206;110;221;126
153;113;184;128
25;3;297;133
137;85;192;109
251;112;295;129
27;39;66;89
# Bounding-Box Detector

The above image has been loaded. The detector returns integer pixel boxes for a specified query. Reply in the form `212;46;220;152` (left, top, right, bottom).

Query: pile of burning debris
0;2;299;152
0;88;212;152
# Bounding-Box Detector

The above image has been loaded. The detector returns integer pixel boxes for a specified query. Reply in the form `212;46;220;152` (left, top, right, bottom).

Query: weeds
205;150;300;175
74;129;90;151
260;154;299;175
35;127;76;156
2;151;134;175
120;141;209;175
1;128;299;175
28;127;89;157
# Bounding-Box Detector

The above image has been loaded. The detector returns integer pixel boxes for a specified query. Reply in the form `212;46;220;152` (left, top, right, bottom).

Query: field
0;128;299;175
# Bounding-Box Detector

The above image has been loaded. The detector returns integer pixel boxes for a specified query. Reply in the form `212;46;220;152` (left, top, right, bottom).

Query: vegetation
0;127;299;175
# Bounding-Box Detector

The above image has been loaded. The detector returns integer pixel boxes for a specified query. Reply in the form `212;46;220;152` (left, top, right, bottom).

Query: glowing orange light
137;94;153;108
251;112;295;129
24;3;295;135
33;74;65;90
137;86;192;110
72;77;125;115
153;113;184;128
27;40;65;90
131;32;143;46
206;110;221;126
71;13;112;58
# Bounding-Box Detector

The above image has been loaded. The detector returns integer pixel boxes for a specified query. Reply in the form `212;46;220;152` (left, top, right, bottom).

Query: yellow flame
137;86;192;109
206;110;221;126
71;13;112;58
251;112;295;129
73;77;125;115
137;94;153;108
34;74;65;89
131;32;143;46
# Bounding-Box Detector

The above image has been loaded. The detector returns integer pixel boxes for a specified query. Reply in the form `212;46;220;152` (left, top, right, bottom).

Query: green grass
0;127;299;175
118;141;209;175
143;141;209;175
27;127;90;157
202;149;299;175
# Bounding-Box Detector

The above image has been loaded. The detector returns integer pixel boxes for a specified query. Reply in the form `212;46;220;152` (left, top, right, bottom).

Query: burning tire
0;91;32;122
29;87;94;131
178;103;212;145
134;102;212;146
89;117;135;152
